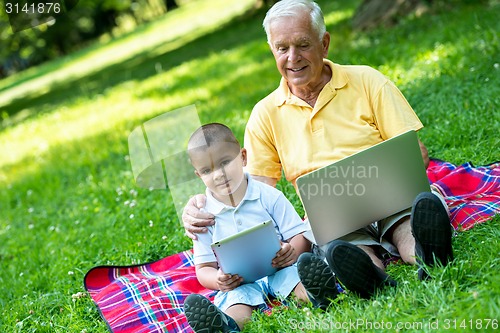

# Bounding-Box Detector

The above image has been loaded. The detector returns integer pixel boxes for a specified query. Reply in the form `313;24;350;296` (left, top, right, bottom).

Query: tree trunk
165;0;179;11
352;0;429;31
254;0;279;9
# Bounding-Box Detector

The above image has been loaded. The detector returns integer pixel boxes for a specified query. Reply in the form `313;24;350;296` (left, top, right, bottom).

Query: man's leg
324;226;397;298
335;226;387;269
326;241;397;299
410;192;454;279
381;191;453;279
357;245;385;270
386;217;417;265
297;253;339;310
300;227;397;301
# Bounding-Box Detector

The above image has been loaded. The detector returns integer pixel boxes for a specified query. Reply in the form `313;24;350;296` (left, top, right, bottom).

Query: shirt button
237;220;242;225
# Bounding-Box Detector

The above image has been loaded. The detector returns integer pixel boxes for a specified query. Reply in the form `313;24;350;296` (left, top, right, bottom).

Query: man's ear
241;148;248;167
322;32;330;58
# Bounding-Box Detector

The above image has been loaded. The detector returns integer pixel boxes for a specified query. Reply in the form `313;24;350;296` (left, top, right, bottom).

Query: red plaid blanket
428;159;500;230
85;251;213;332
84;159;500;333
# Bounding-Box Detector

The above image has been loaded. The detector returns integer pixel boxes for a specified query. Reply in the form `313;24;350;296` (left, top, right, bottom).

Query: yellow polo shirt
244;60;423;186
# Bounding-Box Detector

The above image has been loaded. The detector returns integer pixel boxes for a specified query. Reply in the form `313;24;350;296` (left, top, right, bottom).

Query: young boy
183;123;316;333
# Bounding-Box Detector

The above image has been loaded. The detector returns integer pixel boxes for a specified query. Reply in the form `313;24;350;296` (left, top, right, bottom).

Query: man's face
268;12;330;91
190;142;246;198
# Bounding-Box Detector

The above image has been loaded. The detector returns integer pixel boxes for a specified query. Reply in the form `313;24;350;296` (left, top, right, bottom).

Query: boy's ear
241;148;247;167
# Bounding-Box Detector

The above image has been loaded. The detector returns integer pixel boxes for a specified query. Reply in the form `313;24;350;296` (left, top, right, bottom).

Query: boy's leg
292;282;309;302
184;284;265;332
225;304;254;330
184;294;240;333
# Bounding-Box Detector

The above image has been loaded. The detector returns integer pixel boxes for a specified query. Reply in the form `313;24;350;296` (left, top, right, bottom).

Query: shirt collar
273;59;348;107
204;173;260;215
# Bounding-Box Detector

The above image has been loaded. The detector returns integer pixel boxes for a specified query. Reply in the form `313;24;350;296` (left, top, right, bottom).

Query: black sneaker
411;192;454;280
297;252;339;310
326;240;396;299
184;294;240;333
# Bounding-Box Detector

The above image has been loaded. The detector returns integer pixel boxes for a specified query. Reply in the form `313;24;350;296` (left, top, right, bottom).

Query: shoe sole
326;241;393;298
411;192;453;278
297;253;338;309
184;294;228;333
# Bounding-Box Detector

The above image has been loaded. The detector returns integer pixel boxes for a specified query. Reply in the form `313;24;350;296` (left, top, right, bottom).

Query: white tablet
211;220;281;283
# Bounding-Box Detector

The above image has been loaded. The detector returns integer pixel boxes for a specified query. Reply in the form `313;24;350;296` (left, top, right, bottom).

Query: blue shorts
213;264;300;312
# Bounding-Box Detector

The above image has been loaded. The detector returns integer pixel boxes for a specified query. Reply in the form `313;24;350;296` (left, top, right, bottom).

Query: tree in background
0;0;493;78
352;0;427;31
257;0;278;7
351;0;492;31
0;0;179;78
165;0;179;11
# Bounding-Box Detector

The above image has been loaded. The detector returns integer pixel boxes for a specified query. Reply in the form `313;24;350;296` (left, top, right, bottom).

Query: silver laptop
211;220;281;283
296;130;430;246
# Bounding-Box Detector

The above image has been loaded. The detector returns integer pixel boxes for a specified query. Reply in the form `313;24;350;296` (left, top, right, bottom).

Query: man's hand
418;139;430;169
182;194;215;240
216;269;242;292
272;242;298;268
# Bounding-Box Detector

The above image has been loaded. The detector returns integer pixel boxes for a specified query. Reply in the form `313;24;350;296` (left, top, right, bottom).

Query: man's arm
182;176;278;239
250;175;278;188
182;194;214;240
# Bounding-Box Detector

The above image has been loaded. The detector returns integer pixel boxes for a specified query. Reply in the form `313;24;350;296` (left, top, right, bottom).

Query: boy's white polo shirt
192;175;306;265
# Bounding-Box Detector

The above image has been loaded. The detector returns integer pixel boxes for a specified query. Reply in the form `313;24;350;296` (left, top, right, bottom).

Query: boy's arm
196;262;243;292
289;232;312;255
272;233;311;268
195;262;219;290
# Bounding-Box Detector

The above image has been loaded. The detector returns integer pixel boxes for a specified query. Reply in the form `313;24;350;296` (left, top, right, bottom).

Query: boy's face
190;142;247;198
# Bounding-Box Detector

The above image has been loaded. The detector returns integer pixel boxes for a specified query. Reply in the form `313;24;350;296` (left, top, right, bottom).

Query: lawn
0;0;499;332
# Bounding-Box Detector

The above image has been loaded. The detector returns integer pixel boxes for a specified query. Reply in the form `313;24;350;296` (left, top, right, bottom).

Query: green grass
249;219;500;333
0;0;499;332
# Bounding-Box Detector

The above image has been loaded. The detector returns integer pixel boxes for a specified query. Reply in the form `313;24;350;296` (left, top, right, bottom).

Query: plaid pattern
84;250;215;333
85;159;500;333
427;159;500;231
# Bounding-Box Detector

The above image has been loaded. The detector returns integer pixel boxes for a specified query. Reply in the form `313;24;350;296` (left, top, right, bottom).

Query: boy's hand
216;269;242;292
272;242;297;268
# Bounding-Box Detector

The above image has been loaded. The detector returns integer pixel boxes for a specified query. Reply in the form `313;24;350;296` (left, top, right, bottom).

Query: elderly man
183;0;453;309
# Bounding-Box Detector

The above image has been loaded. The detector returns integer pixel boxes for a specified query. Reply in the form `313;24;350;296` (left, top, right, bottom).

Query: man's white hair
263;0;326;43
